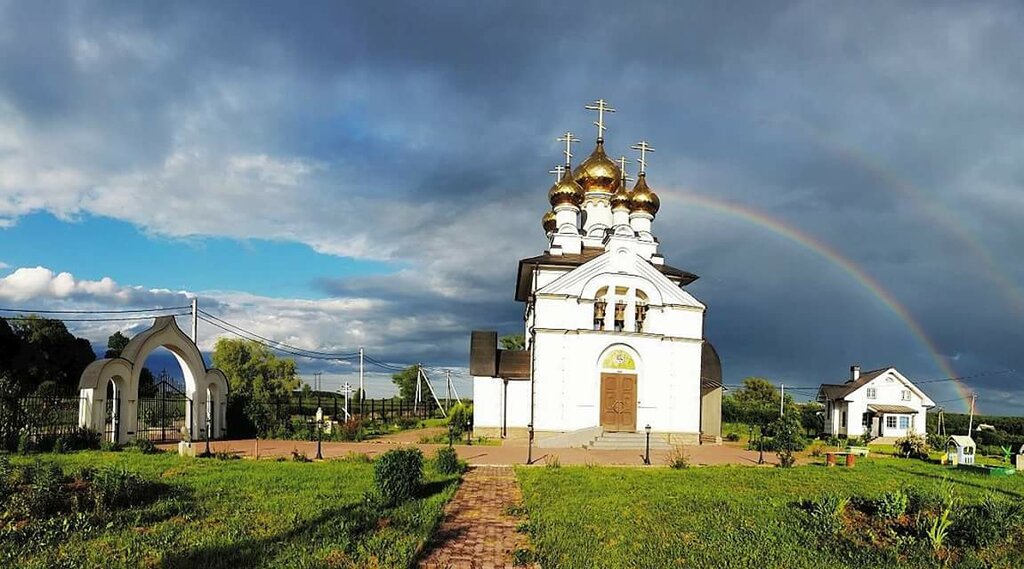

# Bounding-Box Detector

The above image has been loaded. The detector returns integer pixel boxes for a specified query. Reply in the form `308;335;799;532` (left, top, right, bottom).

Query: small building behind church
470;101;722;447
817;365;935;439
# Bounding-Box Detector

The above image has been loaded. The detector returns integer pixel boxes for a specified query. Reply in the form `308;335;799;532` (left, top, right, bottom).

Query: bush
805;493;849;535
51;428;101;453
99;439;120;452
724;432;740;442
337;418;366;442
374;448;423;505
448;403;473;438
665;445;689;469
434;446;464;475
124;438;159;454
89;464;149;513
767;415;806;468
894;434;929;459
876;490;909;519
948;496;1024;549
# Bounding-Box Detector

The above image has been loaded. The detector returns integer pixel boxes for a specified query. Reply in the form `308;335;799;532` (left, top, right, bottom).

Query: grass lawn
3;450;459;569
517;457;1024;568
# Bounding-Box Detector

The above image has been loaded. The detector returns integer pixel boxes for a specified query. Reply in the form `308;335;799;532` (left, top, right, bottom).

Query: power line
197;310;359;359
0;305;190;314
197;315;359;362
1;313;190;322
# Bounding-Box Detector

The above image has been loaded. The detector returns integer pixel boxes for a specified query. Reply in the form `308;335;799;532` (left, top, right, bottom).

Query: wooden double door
600;373;637;432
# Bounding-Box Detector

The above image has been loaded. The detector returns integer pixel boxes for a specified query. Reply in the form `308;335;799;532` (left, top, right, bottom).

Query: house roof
514;248;699;301
948;435;976;448
867;404;918;414
816;367;889;401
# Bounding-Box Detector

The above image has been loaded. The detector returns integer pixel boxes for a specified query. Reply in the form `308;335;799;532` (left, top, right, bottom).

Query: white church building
471;100;722;447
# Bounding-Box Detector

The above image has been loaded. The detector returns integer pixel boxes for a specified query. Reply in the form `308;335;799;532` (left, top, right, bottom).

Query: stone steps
588;431;673;450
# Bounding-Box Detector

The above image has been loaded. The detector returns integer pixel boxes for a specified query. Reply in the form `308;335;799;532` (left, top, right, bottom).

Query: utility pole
190;297;198;343
414;364;422;413
446;369;452;412
967;394;977;435
780;384;785;416
358;347;365;417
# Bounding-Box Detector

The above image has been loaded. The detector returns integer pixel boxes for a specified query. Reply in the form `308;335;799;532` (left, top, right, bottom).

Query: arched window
594;287;608;331
591;285;652;333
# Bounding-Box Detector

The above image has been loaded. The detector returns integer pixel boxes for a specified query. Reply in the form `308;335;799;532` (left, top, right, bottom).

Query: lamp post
466;419;472;446
527;423;534;465
644;424;652;465
315;407;323;460
204;416;211;457
448;420;455;448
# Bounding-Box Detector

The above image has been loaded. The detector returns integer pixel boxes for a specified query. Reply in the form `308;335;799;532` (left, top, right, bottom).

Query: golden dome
630;174;660;215
572;141;621;194
548;170;584;207
542;210;557;233
610;182;632;210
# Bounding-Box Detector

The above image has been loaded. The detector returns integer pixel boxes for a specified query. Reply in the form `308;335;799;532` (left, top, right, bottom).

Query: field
517;458;1024;568
2;451;459;569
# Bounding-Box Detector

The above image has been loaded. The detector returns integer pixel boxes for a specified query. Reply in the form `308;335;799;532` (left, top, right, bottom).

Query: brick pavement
418;466;535;569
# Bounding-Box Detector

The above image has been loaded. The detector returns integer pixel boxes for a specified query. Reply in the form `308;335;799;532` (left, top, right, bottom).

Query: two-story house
817;365;935;438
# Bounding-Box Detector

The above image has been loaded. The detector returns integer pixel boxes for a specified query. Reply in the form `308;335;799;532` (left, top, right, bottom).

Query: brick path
418;466;536;569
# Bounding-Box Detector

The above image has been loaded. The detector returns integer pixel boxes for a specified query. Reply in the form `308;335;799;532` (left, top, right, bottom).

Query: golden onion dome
572;141;621;195
548;170;584;207
629;174;660;215
610;182;632;210
542;209;557;233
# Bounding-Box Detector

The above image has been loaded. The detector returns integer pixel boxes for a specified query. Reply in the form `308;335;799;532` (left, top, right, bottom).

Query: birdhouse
946;435;976;466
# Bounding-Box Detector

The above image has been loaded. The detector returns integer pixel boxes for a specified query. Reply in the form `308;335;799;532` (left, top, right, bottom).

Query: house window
866;387;876;400
886;416;897;429
901;390;911;401
899;416;909;429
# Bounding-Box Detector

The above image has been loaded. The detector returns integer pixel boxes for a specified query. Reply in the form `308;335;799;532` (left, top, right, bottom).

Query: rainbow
787;117;1024;317
662;189;976;412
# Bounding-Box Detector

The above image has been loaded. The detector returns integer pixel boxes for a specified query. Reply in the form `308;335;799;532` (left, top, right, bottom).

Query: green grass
4;450;460;569
517;457;1024;568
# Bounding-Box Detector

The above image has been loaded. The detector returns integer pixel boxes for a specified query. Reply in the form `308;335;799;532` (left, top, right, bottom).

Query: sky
1;1;1023;413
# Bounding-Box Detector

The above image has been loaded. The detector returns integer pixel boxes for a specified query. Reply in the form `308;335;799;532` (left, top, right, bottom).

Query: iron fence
136;380;191;443
0;393;90;450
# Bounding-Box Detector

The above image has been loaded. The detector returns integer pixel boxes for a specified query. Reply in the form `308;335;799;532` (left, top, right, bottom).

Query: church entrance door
600;373;637;432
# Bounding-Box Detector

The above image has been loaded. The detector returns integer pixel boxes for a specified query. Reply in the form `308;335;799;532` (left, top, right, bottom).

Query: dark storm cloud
2;1;1024;411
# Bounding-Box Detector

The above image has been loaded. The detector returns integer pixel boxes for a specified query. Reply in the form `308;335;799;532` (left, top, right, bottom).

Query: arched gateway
78;316;228;443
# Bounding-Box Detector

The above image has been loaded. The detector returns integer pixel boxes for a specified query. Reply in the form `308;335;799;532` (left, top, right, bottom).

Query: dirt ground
159;435;788;467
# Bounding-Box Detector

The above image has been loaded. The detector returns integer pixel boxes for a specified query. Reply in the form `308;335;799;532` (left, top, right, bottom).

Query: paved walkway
418;466;535;569
160;438;790;466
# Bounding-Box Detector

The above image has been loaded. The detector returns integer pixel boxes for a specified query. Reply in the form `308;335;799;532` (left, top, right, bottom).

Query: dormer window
866;387;876;400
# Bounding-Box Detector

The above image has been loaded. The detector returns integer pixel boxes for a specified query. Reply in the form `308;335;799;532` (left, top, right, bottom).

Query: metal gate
104;395;120;443
137;380;190;442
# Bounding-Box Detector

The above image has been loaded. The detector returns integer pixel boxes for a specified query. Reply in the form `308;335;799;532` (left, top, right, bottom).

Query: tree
104;331;130;358
211;338;300;400
7;317;95;395
499;333;526;351
391;365;419;401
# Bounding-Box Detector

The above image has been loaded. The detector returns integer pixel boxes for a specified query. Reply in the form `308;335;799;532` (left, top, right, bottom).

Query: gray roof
816;367;890;401
867;404;918;414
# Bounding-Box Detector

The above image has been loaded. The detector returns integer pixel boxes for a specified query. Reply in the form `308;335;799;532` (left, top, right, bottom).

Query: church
470;100;722;447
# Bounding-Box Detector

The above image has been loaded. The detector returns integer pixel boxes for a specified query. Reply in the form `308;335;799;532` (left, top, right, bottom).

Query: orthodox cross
556;131;580;168
630;140;655;174
549;164;567;183
617;156;633;185
585;98;615;141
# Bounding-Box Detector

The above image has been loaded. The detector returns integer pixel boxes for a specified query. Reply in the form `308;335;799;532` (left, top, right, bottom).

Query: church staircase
587;431;674;451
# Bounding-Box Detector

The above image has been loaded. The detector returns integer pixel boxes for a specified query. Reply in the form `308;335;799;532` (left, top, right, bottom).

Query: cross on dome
549;164;567;183
617;156;633;184
556;131;580;168
585;98;615;142
630;140;655;174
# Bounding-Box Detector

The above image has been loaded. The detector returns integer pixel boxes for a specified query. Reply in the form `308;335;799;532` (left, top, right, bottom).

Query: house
470;102;722;447
817;365;935;438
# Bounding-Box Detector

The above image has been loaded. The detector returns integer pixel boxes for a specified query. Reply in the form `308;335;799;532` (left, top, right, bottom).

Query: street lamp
644;424;652;465
465;419;472;446
527;423;534;465
315;407;324;460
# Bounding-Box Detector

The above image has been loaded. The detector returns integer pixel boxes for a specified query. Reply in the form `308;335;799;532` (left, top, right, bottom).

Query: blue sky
1;1;1023;412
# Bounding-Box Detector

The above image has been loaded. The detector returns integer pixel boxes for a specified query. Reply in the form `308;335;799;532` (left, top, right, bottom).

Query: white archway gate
78;316;229;443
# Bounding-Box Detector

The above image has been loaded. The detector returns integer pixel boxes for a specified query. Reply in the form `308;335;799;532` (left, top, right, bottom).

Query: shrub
926;433;946;451
948;496;1024;549
124;438;159;454
90;464;149;512
374;448;423;505
894;434;929;459
805;493;849;535
338;418;365;442
724;432;740;442
434;446;464;475
447;403;473;438
665;445;689;469
768;415;806;468
876;490;909;519
99;439;120;452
